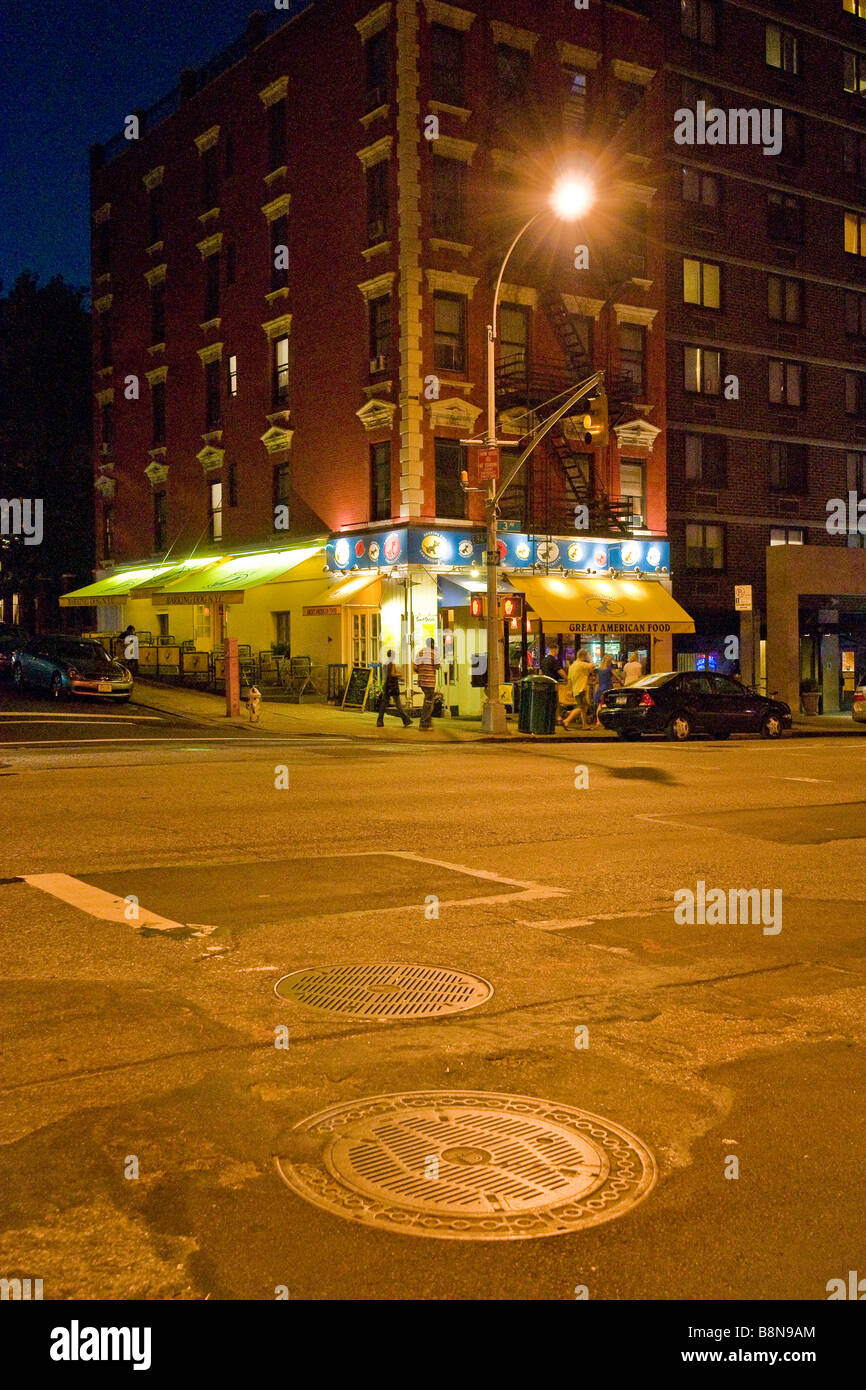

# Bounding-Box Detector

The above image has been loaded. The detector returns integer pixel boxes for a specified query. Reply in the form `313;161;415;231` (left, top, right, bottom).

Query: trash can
528;673;558;736
517;676;534;732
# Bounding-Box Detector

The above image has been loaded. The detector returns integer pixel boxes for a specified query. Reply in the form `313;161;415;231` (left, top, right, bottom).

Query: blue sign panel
327;528;670;574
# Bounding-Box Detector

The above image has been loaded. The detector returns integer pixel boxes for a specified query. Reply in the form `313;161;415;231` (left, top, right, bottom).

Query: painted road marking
23;872;187;932
0;737;353;748
0;713;165;721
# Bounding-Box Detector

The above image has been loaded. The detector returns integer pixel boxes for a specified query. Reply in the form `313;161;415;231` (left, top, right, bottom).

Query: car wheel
51;673;66;701
712;731;731;740
666;711;691;742
12;664;24;694
760;712;783;739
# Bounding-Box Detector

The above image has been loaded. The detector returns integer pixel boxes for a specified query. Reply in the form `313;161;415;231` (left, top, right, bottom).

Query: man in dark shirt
540;646;564;680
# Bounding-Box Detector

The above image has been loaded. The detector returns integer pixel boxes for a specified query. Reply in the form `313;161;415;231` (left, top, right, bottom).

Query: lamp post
480;175;595;734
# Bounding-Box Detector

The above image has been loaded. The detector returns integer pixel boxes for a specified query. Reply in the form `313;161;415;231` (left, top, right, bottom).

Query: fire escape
495;288;639;538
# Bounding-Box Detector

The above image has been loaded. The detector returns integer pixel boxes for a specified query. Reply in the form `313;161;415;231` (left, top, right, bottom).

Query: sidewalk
131;679;866;742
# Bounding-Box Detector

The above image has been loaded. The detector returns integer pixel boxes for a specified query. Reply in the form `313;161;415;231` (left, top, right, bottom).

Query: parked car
0;632;26;679
853;673;866;723
11;636;133;701
597;671;792;741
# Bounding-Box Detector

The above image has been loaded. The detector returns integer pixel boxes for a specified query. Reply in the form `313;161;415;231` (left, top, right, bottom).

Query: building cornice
611;58;656;87
197;342;224;365
261;193;292;222
145;365;168;386
557;41;601;71
423;1;475;31
358;271;396;301
258;77;289;107
357;136;393;168
194;125;220;153
613;304;658;328
425;268;478;297
196;233;223;258
144;263;167;286
355;4;392;41
431;135;477;164
261;314;293;340
489;19;538;53
142;166;165;190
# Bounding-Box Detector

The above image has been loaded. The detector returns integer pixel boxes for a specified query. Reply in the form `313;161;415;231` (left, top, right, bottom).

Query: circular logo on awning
333;539;350;567
584;595;626;617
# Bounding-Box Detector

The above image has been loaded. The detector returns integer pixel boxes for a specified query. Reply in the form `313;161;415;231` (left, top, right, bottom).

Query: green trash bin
529;674;559;736
517;676;534;732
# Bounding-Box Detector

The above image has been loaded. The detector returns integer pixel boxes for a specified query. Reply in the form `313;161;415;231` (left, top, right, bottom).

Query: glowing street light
550;174;595;221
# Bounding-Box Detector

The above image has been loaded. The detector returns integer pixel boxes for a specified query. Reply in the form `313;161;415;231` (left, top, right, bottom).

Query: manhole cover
275;1091;656;1240
273;964;492;1018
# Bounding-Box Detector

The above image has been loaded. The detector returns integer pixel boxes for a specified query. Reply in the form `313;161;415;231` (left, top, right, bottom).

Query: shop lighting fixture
389;567;400;579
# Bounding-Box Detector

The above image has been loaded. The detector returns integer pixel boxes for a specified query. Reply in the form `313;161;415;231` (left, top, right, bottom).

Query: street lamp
480;175;595;734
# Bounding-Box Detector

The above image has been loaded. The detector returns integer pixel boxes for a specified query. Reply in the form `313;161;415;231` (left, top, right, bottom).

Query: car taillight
855;692;865;703
639;692;655;707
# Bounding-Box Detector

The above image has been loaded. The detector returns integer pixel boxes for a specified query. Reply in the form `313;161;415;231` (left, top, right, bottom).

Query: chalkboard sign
342;666;373;709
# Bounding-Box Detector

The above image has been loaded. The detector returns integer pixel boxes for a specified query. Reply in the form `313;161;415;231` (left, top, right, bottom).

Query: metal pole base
482;699;508;735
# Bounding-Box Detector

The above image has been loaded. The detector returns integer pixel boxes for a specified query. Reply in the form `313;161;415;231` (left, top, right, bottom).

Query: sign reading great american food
569;621;673;634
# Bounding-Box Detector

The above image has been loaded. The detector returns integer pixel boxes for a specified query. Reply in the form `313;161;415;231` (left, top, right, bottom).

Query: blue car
12;636;133;701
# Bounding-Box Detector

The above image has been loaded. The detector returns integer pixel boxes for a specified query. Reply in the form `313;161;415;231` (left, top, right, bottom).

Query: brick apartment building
662;0;866;711
66;0;691;714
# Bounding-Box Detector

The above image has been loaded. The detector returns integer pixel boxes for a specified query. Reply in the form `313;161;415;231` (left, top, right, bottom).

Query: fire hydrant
246;685;262;723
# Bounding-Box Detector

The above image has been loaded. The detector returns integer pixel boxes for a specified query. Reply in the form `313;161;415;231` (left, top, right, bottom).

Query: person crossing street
413;637;441;730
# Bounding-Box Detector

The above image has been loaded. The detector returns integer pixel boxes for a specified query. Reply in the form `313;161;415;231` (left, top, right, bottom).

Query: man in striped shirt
414;637;441;729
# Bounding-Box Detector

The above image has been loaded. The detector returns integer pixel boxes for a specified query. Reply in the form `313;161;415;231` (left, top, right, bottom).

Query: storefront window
351;610;381;666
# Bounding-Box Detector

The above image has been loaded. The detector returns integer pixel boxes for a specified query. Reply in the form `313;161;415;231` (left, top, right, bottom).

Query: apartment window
620;323;646;396
271;214;289;290
433;292;466;372
227;461;238;508
227;353;238;397
150;283;165;345
844;129;866;178
844;50;866;96
95;221;111;275
768;274;803;324
201;145;218;211
563;67;588;133
103;504;114;559
680;78;718;110
681;0;716;44
684;345;721;394
204;254;220;321
209;480;222;541
845;289;866;336
272;335;290;408
682;166;720;213
370;441;391;521
205;359;221;429
151;381;166;445
99;311;112;369
845;209;866;256
623;205;648;279
845;0;866;16
369;295;391;368
366;161;389;245
780;110;804;164
365;28;388;111
495;45;530;105
268;98;287;170
148;185;163;244
101;401;113;449
226;244;236;286
685;522;724;569
766;25;800;74
767;191;803;244
684;433;727;486
847;453;866;547
846;371;866;416
619;460;646;528
499;304;530;375
273;462;290;528
435;438;467;518
683;257;721;308
613;81;643;151
431;24;464;105
769;441;808;490
770;526;804;545
768;359;803;407
432;157;465;239
153;490;167;551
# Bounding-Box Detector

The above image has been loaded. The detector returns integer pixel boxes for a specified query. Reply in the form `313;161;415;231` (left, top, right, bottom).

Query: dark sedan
12;636;133;701
597;671;792;741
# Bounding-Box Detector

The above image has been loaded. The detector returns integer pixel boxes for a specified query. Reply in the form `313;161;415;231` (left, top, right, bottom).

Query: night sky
0;0;277;295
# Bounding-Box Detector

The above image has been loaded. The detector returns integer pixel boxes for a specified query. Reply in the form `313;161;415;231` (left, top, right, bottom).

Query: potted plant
800;678;820;716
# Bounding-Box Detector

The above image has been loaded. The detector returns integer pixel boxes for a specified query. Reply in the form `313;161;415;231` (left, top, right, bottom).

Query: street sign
477;446;500;480
734;585;752;612
497;520;520;531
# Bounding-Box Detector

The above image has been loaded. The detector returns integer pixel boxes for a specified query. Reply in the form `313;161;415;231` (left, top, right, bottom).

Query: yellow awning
59;565;177;607
150;545;323;605
517;575;695;634
305;575;382;608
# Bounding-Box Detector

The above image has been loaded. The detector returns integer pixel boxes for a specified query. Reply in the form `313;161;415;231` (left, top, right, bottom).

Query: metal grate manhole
273;964;492;1019
275;1091;656;1240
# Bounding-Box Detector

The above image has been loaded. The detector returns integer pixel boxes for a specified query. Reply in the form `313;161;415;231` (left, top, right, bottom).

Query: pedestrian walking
562;649;596;729
376;649;412;727
623;650;645;685
593;653;615;718
414;637;441;730
121;622;138;675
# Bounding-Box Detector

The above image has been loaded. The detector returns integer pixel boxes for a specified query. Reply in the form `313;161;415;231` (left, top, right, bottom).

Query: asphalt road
1;686;865;1302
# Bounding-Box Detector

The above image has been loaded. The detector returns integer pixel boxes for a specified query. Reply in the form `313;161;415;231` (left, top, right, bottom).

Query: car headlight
66;667;81;679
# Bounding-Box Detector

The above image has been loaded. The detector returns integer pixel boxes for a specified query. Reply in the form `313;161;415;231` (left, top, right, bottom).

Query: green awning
59;565;177;607
150;545;323;605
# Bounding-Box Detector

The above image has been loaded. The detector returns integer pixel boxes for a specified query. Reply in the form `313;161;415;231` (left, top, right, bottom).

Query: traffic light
578;391;608;447
470;594;483;619
470;594;524;620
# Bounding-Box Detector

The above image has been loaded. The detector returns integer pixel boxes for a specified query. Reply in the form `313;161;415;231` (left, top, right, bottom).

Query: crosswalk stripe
23;872;186;932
